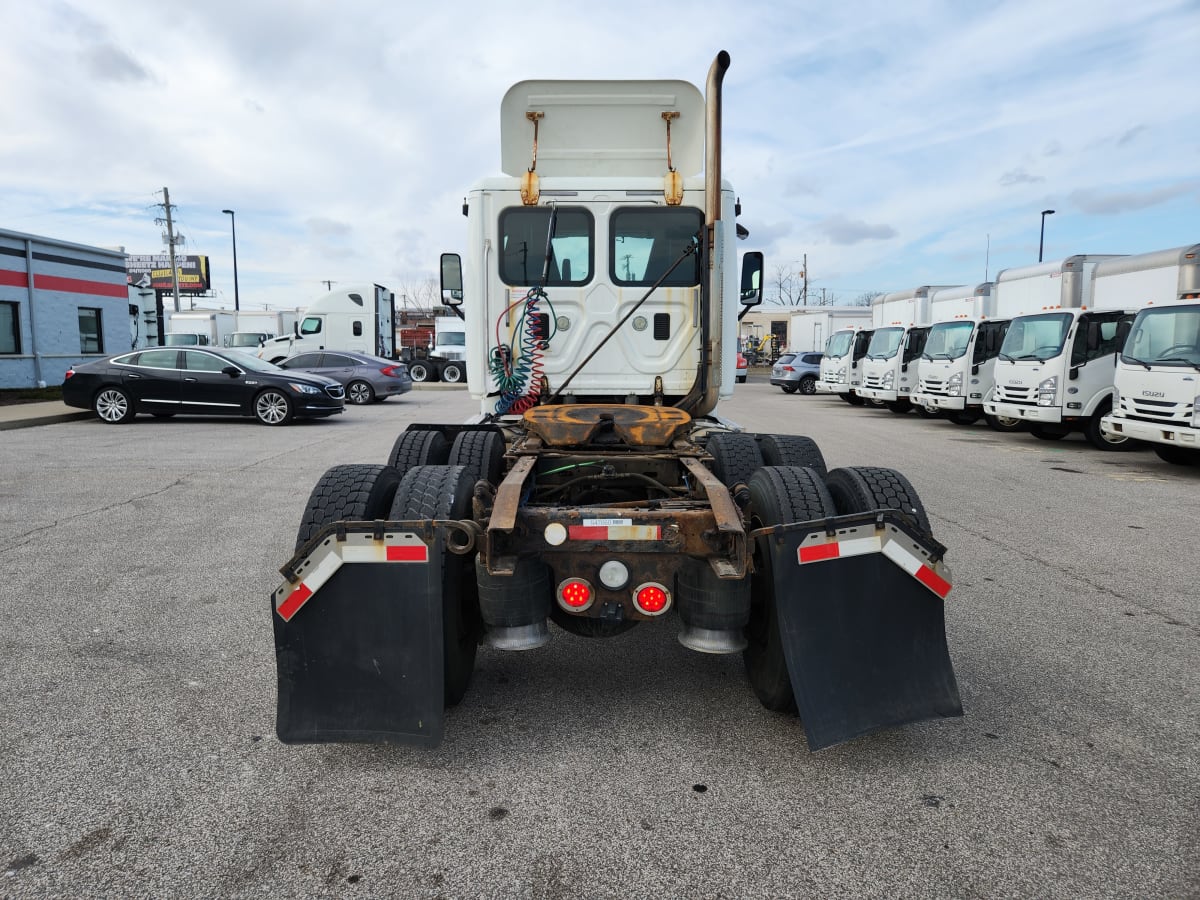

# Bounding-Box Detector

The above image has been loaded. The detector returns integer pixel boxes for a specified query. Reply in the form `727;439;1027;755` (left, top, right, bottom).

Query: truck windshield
1123;306;1200;366
866;327;904;360
499;207;593;286
229;333;268;348
922;322;974;360
164;334;200;346
436;333;466;347
611;207;703;286
825;331;854;357
999;313;1072;360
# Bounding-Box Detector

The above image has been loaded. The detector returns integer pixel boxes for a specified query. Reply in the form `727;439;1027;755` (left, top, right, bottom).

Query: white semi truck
1099;244;1200;465
163;310;236;348
257;285;396;363
407;315;468;383
268;53;962;753
227;309;299;354
788;307;872;355
911;283;1019;428
983;254;1130;448
858;287;948;413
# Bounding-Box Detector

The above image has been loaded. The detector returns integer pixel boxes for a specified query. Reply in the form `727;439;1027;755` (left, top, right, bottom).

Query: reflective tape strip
276;551;341;622
274;537;430;621
797;535;881;563
881;540;952;599
568;525;661;542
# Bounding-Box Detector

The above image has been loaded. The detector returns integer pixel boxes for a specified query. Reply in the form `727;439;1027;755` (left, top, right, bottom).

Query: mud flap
770;516;963;751
271;528;444;746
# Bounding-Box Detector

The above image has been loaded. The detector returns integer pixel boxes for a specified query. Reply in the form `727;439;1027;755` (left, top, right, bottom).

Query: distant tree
852;291;883;307
767;263;807;306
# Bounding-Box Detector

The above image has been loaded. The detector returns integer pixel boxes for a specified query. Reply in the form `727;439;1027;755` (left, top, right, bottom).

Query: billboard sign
126;254;211;293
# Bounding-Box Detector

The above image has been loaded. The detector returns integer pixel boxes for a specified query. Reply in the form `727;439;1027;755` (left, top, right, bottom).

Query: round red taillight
634;583;670;615
557;578;593;611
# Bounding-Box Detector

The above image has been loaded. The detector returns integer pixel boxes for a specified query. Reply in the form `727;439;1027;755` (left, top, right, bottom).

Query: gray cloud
306;217;353;238
1116;125;1146;146
1070;180;1200;215
820;215;897;245
80;42;151;84
1042;141;1062;157
784;176;821;198
999;168;1045;187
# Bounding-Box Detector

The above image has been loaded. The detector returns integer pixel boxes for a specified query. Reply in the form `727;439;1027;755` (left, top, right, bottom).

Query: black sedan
63;348;345;425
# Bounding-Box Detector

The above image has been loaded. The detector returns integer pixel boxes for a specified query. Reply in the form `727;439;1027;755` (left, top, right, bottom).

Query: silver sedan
276;350;414;404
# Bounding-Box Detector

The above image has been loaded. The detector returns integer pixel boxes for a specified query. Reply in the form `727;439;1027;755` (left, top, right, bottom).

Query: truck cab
815;326;873;404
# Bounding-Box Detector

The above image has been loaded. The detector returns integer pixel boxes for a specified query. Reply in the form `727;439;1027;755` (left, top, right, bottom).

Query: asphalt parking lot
1;378;1196;898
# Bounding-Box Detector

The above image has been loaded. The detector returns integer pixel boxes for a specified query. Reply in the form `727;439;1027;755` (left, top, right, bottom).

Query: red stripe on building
915;565;952;599
277;583;314;621
386;544;428;562
798;542;840;563
35;273;129;298
568;526;609;541
0;270;29;288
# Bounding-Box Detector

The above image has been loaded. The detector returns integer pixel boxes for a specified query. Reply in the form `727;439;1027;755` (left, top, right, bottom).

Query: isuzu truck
1099;244;1200;465
814;323;874;404
858;286;947;413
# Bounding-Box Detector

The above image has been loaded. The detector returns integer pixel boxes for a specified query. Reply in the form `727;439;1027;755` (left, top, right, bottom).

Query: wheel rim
256;391;288;424
348;381;372;404
96;389;128;422
410;364;427;381
800;378;816;394
443;366;461;383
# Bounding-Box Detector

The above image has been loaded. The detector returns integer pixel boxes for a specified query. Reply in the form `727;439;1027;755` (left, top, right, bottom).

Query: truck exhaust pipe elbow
704;51;730;229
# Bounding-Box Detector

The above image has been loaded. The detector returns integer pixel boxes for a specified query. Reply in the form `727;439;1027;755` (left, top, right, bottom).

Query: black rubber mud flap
769;523;963;751
272;532;445;746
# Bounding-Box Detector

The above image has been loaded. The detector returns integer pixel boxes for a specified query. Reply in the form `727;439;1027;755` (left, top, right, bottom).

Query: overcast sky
2;0;1197;311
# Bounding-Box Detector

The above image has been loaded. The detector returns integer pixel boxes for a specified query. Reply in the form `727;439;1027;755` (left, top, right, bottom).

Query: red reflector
386;544;427;562
560;579;592;608
635;584;668;613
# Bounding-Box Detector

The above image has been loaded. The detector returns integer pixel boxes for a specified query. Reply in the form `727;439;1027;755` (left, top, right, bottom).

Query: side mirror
440;253;464;308
739;251;764;307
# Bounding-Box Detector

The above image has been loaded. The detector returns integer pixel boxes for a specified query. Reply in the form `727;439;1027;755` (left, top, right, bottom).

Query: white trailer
227;309;300;354
257;286;396;363
164;310;236;348
858;286;949;412
788;307;871;355
1099;244;1200;465
984;254;1132;448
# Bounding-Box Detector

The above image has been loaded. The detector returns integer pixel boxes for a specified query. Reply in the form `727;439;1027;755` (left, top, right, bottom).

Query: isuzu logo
1010;379;1024;385
1141;390;1165;397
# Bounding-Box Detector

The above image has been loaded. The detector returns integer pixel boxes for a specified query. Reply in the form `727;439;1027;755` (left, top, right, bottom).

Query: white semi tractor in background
983;254;1130;449
268;53;963;753
257;284;396;363
407;315;468;383
227;309;299;354
163;310;236;348
858;287;947;414
1100;243;1200;465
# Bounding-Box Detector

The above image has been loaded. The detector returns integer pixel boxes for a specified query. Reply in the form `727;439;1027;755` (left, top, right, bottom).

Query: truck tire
441;362;464;383
294;464;402;551
387;428;450;473
985;413;1024;432
885;400;911;415
947;410;980;426
1084;403;1133;451
758;434;827;478
780;383;798;394
744;465;835;712
408;361;431;383
841;392;865;406
447;429;506;487
94;387;135;424
389;465;481;706
824;466;931;534
705;432;764;489
1030;424;1068;441
1153;445;1200;466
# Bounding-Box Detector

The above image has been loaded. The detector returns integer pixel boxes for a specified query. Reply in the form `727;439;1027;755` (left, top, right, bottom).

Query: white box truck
407;315;468;383
984;254;1131;448
227;309;299;354
163;310;236;348
811;310;874;404
788;307;871;355
858;286;949;413
257;285;396;363
1099;244;1200;465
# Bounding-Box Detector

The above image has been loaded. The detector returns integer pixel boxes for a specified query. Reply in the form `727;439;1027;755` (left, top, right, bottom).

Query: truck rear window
499;207;593;286
611;207;703;287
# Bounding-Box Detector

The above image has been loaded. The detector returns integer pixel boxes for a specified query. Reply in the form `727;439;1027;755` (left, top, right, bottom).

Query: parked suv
770;352;823;394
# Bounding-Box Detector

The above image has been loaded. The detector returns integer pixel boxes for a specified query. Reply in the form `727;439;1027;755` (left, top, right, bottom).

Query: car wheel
441;362;464;384
780;383;798;394
409;362;430;382
737;374;747;384
94;387;135;424
799;375;817;395
346;379;374;405
254;389;294;425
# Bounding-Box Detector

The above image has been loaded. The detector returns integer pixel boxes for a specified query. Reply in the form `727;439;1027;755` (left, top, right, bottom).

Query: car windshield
999;313;1073;360
1124;306;1200;366
866;327;904;359
923;322;975;360
825;331;854;357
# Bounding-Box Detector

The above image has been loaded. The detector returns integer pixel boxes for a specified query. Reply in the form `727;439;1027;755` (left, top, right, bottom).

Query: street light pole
221;209;240;311
1038;209;1055;263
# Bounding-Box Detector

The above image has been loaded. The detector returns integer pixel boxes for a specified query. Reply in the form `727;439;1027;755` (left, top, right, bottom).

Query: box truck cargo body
788;308;871;355
164;310;236;348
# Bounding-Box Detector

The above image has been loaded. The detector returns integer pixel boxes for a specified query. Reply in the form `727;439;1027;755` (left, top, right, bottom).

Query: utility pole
155;187;183;313
802;253;808;306
322;280;335;291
